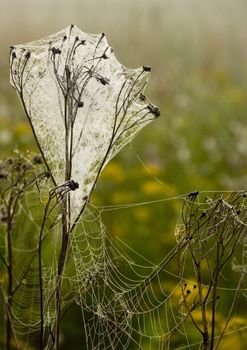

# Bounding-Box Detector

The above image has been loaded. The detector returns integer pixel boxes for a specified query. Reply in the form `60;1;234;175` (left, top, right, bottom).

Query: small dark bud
236;209;241;215
23;163;31;170
70;24;74;29
25;51;31;59
186;289;191;295
45;172;50;178
33;155;42;164
101;32;105;37
243;193;247;198
142;65;151;72
63;35;67;41
83;195;89;201
191;191;199;197
188;191;199;200
184;283;187;287
75;36;79;41
193;285;197;289
201;212;206;217
216;296;220;300
81;40;86;45
68;180;79;191
147;104;160;118
139;93;146;101
102;52;108;59
78;101;84;108
99;77;109;85
52;47;62;55
12;51;16;59
14;162;21;171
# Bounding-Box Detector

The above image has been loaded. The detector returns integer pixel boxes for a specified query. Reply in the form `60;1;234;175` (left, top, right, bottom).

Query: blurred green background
1;0;247;348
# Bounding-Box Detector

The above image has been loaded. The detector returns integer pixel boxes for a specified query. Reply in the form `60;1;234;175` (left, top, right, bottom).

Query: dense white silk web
10;25;159;222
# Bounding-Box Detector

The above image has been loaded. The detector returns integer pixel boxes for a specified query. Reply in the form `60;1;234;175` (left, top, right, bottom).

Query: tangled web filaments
9;24;159;222
2;162;247;349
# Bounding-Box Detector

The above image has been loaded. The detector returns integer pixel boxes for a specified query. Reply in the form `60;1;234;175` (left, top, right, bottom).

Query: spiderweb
5;25;247;350
1;157;247;349
9;24;159;222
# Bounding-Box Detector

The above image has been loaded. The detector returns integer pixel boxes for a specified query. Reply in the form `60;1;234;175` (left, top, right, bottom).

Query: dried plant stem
54;199;69;349
214;269;246;350
209;247;221;349
6;192;22;350
38;198;52;350
53;90;70;349
4;168;44;350
6;213;13;350
196;264;209;349
0;284;19;350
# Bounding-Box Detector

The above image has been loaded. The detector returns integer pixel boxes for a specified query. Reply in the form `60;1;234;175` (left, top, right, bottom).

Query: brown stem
214;270;246;350
54;199;69;350
53;84;70;350
38;198;52;350
210;244;222;349
6;205;13;350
